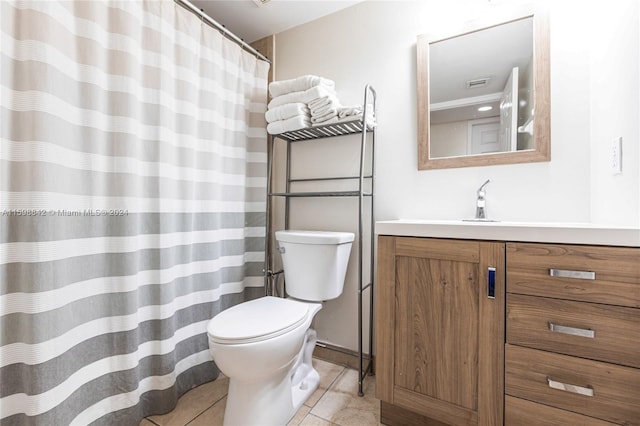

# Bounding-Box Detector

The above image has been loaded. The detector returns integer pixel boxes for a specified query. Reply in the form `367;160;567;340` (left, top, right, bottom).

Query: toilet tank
275;230;354;301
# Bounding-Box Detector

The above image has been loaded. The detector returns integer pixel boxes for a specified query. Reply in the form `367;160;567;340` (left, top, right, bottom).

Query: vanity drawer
505;395;616;426
507;293;640;368
506;243;640;308
506;344;640;425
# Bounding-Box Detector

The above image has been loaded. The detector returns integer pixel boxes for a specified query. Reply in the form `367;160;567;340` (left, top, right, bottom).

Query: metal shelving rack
264;85;377;396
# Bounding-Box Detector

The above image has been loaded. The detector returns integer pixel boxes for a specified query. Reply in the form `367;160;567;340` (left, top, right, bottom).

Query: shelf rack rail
264;85;377;396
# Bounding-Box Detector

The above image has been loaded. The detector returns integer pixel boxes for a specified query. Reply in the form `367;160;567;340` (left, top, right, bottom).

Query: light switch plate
611;137;622;175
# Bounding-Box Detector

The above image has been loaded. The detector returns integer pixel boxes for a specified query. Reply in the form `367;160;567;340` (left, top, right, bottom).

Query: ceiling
188;0;534;125
189;0;364;43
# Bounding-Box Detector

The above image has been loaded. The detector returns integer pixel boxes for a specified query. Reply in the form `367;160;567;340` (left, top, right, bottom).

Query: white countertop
375;220;640;247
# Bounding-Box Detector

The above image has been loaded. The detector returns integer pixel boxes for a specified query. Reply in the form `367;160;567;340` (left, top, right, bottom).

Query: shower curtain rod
175;0;271;64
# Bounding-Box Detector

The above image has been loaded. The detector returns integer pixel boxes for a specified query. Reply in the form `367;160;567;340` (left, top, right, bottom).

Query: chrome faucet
475;179;490;220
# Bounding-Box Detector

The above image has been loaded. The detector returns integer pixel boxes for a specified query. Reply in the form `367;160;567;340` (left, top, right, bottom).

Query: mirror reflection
430;17;534;158
417;8;550;170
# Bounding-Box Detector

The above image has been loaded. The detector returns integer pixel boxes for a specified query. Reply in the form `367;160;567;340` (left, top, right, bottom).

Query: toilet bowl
207;230;354;426
208;296;321;425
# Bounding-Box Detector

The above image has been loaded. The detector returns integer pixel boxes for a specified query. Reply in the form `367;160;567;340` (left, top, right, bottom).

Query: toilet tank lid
275;230;354;245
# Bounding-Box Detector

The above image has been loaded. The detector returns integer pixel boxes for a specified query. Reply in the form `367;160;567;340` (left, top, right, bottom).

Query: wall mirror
417;7;550;169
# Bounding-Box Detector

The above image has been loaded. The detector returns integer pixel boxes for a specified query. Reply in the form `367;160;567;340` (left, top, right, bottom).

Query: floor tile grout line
294;363;347;425
302;361;346;410
307;413;336;425
324;367;348;396
313;367;380;426
184;395;227;426
307;367;351;424
146;383;229;426
325;366;349;394
183;384;230;426
304;364;347;410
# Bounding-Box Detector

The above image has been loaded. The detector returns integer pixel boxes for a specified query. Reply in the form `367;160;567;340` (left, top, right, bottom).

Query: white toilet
207;230;354;426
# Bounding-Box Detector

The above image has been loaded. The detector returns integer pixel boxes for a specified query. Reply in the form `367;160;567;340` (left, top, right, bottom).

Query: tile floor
139;358;381;426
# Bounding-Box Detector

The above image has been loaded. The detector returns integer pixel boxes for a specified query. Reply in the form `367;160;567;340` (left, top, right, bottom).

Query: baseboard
313;341;375;373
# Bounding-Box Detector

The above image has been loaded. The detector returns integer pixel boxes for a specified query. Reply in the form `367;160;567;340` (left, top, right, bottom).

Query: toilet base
222;365;321;426
223;366;295;426
222;327;321;426
291;367;320;413
291;328;320;413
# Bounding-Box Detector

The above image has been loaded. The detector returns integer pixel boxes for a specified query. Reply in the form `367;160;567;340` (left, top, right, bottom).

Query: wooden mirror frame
417;8;550;170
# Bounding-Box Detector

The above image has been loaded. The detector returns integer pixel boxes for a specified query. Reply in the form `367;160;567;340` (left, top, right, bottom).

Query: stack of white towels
265;75;376;135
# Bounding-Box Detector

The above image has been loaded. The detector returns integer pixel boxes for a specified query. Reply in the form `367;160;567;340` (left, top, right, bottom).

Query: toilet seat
207;296;309;344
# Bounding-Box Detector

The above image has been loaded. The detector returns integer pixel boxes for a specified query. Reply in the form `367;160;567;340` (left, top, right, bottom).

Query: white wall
587;1;640;225
272;0;640;351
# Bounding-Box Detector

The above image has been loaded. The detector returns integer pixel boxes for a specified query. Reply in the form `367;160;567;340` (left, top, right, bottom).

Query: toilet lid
275;230;354;245
207;296;309;344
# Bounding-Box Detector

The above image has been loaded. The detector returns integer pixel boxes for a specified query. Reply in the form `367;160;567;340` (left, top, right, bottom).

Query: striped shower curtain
0;1;269;424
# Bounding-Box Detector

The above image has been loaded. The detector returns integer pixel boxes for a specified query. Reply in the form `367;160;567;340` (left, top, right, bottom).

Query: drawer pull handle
549;269;595;280
487;267;496;299
547;377;594;397
548;322;595;338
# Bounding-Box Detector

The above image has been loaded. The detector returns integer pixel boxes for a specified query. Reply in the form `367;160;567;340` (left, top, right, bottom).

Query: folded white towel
269;75;335;98
268;85;336;109
310;99;341;116
311;103;338;117
311;108;338;123
337;104;374;119
265;102;309;123
312;112;376;128
267;114;311;135
308;94;340;110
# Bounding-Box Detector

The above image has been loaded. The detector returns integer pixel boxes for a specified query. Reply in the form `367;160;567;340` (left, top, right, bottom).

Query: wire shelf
269;191;373;198
265;85;378;397
273;119;375;142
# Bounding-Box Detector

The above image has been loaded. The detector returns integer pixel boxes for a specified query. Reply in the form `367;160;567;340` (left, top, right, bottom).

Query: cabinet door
377;237;505;426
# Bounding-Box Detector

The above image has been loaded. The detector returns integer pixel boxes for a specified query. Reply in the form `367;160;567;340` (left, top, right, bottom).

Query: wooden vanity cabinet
377;237;640;426
376;236;505;426
505;242;640;425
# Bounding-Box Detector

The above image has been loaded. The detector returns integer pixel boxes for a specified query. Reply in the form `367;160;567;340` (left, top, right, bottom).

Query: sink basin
375;220;640;247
